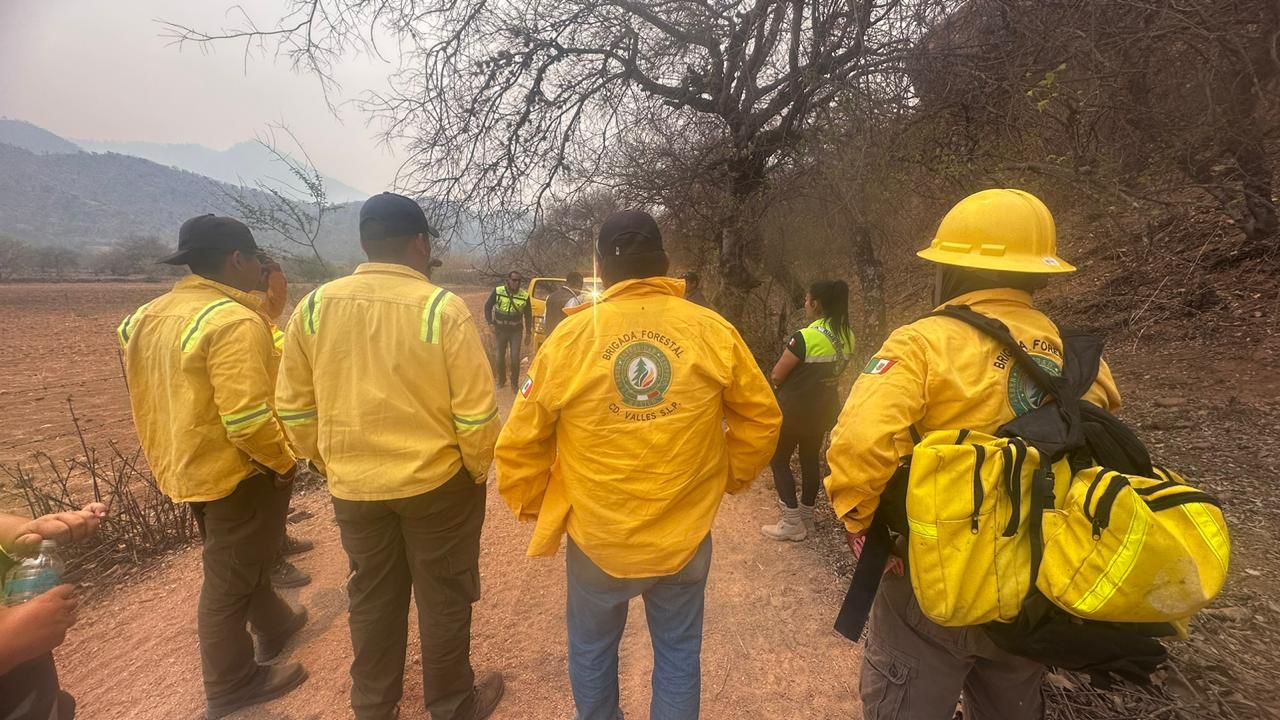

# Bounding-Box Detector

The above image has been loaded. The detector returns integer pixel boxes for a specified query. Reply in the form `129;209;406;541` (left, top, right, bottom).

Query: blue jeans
566;535;713;720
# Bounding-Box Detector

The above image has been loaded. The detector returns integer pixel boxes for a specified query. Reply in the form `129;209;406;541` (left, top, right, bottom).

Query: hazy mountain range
73;137;370;204
0;118;369;204
0;119;484;263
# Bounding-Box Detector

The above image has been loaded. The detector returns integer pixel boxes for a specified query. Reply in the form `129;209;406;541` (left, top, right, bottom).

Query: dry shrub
1;437;197;587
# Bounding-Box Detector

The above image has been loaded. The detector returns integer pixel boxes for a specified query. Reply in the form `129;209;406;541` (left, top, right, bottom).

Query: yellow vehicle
528;276;602;348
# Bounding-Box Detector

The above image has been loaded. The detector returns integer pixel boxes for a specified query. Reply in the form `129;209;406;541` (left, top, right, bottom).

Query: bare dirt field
0;283;158;474
1;281;1278;719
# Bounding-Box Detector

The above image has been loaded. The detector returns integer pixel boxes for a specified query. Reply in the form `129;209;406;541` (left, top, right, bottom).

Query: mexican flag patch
863;357;897;375
520;377;534;398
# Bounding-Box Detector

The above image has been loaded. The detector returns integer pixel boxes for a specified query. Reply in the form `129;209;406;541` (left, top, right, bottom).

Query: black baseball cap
359;192;439;241
597;210;663;258
158;215;261;265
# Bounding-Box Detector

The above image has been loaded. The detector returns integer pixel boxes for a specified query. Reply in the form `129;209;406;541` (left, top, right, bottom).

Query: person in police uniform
760;279;856;541
118;215;308;719
483;270;532;389
496;210;781;720
825;189;1123;719
275;193;504;720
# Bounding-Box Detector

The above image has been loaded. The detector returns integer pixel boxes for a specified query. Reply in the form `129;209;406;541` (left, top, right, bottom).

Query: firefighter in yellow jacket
118;215;308;720
251;262;315;590
275;193;504;720
496;210;781;720
825;189;1123;720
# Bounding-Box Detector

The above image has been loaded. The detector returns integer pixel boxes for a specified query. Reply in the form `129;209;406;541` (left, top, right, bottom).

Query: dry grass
1;401;198;587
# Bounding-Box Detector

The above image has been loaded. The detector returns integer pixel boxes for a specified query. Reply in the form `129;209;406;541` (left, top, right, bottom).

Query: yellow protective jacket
118;275;296;503
825;288;1122;534
496;277;782;578
275;263;499;501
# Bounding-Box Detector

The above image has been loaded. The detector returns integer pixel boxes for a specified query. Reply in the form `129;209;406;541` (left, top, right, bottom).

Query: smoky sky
0;0;403;194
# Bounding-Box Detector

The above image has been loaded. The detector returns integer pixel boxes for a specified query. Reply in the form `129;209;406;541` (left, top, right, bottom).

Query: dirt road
56;385;862;719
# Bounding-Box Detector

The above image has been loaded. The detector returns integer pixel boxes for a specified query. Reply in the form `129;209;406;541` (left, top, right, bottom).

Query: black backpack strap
834;464;910;642
834;513;893;641
929;305;1067;401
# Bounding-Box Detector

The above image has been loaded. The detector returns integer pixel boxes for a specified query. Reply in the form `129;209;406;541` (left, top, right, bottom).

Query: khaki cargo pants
191;472;295;703
331;469;486;720
860;572;1044;720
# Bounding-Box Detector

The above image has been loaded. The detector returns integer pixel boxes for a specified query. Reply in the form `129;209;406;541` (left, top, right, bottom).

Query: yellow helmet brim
917;246;1077;274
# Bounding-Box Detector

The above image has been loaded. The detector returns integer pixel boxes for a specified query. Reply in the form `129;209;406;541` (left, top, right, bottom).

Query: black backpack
836;305;1178;684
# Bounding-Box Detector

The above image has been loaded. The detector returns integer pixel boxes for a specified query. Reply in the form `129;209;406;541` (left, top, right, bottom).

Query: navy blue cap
158;215;261;265
359;192;439;241
597;210;663;258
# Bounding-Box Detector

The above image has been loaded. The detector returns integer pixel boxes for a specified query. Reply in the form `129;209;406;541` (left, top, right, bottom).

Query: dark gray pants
860;572;1044;720
331;470;486;720
191;473;295;703
493;326;522;387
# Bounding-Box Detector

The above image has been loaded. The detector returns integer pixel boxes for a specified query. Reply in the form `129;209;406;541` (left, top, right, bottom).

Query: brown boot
281;533;315;557
254;606;308;663
270;559;311;589
469;672;505;720
205;662;308;719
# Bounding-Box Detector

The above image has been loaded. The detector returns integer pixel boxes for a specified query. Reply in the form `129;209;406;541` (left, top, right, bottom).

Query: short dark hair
360;219;418;246
566;271;584;288
186;249;235;277
360;220;418;260
361;236;415;261
600;251;669;284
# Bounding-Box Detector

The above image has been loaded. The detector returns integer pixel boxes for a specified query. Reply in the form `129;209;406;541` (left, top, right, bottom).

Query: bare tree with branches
217;124;334;276
165;0;949;322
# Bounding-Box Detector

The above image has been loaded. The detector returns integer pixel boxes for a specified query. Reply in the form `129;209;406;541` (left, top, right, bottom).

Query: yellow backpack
907;432;1230;627
906;430;1064;626
835;305;1232;683
1040;466;1229;623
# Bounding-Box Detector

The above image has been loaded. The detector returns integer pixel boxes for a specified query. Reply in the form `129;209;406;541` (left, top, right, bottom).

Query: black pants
190;473;296;702
493;326;522;387
331;470;487;720
770;431;824;508
0;654;71;720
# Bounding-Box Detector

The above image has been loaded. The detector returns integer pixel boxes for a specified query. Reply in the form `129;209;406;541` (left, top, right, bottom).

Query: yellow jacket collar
935;288;1034;312
600;276;686;303
353;262;430;283
176;274;265;313
566;276;686;316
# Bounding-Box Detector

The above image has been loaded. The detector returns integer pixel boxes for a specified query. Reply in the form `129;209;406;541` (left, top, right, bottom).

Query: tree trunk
716;155;771;329
717;221;755;326
1212;5;1279;254
850;226;887;352
1234;139;1278;247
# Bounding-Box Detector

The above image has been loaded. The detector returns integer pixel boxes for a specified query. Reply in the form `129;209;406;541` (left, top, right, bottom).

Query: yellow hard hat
917;189;1076;273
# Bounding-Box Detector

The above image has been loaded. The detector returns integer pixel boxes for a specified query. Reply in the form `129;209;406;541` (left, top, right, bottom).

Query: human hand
0;585;79;669
846;531;904;576
14;504;107;554
274;463;301;489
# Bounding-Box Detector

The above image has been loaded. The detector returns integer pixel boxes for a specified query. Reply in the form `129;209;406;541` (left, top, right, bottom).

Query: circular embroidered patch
613;342;673;408
1007;354;1062;416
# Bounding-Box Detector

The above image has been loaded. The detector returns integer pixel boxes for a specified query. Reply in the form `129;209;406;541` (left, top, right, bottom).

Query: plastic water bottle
4;539;65;606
